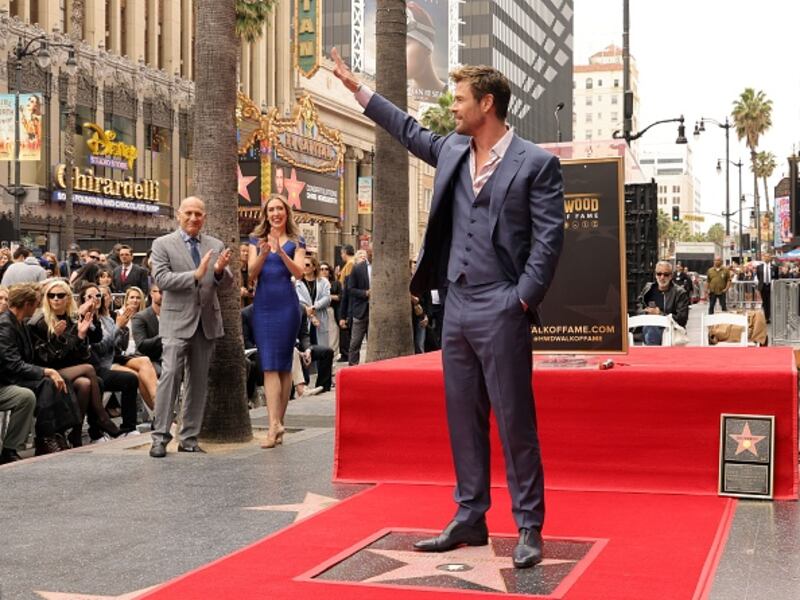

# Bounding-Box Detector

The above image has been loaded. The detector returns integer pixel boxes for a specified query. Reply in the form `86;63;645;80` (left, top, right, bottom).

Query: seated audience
0;283;78;455
636;261;689;346
131;284;162;373
1;246;46;286
103;285;157;411
80;284;140;438
29;278;119;446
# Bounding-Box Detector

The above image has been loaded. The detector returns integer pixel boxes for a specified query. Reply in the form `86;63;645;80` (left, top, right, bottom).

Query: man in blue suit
332;49;564;568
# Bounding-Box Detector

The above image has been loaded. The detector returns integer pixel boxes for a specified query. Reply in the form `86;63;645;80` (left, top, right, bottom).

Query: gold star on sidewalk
729;422;767;456
244;492;339;522
35;586;156;599
364;544;576;593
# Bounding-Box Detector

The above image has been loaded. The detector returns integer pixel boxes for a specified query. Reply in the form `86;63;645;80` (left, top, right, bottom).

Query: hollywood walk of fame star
237;165;258;204
244;492;339;522
729;422;767;456
363;543;576;593
35;585;156;599
283;168;306;209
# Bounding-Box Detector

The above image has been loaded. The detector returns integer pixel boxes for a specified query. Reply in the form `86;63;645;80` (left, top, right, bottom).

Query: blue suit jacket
364;93;565;322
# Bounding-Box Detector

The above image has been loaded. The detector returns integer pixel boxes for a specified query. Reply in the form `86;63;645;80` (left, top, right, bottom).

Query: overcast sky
572;0;800;233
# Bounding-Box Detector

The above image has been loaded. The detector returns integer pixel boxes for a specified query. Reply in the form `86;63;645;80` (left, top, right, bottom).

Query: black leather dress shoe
414;519;489;552
178;444;206;453
0;449;21;464
513;528;543;568
149;442;167;458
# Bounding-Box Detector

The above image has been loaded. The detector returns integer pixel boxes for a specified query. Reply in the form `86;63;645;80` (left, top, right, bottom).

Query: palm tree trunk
63;0;84;252
752;150;760;259
366;0;414;361
195;0;252;442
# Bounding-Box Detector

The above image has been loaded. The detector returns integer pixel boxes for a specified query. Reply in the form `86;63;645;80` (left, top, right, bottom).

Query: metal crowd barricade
771;280;800;346
726;280;760;311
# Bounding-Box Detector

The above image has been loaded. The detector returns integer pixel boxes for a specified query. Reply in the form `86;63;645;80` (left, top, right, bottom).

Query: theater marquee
237;93;344;234
533;158;627;354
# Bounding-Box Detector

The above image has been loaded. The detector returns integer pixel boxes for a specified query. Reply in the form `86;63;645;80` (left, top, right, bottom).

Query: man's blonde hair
449;65;511;120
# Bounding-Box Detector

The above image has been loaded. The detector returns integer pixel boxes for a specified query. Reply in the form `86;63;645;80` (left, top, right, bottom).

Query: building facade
459;0;574;143
639;144;702;234
572;44;639;155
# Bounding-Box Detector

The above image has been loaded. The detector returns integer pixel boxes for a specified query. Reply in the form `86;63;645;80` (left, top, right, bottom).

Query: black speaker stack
624;180;659;313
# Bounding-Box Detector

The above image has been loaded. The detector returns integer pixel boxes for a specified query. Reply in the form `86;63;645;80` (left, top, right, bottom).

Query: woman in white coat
295;254;331;348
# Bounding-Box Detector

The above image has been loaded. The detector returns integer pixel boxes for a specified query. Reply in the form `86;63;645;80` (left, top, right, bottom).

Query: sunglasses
47;292;68;299
320;266;330;270
89;255;100;260
655;272;672;277
87;293;102;299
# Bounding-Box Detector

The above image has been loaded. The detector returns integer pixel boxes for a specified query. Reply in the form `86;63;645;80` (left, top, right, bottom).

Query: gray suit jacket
363;93;564;323
150;229;234;340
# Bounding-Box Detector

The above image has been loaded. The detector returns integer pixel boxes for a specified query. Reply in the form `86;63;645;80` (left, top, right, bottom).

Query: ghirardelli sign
270;94;344;174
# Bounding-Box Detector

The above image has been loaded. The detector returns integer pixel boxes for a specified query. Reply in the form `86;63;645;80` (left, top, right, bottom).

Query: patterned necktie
189;238;201;267
121;267;128;283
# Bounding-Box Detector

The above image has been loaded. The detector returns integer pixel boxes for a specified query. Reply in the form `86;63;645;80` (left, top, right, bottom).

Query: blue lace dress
249;236;304;372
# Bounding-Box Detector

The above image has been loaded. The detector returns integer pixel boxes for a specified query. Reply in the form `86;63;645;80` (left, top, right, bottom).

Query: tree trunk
367;0;414;362
63;0;84;252
752;150;760;259
195;0;252;442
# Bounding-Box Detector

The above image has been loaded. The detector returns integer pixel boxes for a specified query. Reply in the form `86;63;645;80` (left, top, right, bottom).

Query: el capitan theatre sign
237;93;344;226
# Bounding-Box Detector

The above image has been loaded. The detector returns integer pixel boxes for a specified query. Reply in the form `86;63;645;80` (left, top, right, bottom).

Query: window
673;198;680;205
614;78;620;87
597;129;602;136
611;112;618;121
586;78;593;89
672;185;681;193
597;113;602;120
585;113;592;122
585;130;592;139
586;96;593;106
611;95;619;105
597;79;603;87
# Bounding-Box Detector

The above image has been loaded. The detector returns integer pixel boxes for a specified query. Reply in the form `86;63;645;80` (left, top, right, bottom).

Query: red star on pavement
237;165;257;204
283;168;306;209
729;422;767;456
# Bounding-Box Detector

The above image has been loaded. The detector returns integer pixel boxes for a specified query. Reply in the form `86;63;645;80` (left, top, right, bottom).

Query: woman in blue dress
248;194;306;448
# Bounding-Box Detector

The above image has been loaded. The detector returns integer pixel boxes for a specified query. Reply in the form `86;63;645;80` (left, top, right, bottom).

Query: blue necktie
189;238;201;267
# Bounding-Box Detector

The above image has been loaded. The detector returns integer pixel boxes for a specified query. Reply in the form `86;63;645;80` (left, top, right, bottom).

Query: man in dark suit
757;254;775;323
346;248;371;366
333;50;564;568
131;283;163;373
113;244;150;294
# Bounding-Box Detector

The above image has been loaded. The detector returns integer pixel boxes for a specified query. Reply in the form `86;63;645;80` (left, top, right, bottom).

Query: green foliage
732;88;773;153
420;90;456;135
705;223;725;245
753;150;777;180
236;0;274;42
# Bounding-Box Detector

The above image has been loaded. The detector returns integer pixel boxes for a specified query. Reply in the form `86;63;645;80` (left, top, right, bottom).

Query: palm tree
732;88;773;258
236;0;274;42
195;0;251;442
367;0;414;361
657;209;671;257
63;0;84;251
421;90;455;135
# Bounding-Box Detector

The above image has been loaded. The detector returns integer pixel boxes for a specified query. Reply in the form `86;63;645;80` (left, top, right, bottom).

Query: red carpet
137;484;735;600
334;347;798;498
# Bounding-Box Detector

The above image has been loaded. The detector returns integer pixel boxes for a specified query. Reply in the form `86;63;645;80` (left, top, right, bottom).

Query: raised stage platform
335;347;798;499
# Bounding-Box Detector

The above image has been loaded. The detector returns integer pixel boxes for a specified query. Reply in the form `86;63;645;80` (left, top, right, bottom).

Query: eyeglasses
47;292;68;299
655;272;672;277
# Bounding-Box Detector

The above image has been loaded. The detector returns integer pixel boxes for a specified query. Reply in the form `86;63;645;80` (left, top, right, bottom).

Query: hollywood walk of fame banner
719;414;775;499
533;157;627;354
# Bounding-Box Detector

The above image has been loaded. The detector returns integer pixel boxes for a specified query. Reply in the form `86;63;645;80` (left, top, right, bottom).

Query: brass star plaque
719;414;775;499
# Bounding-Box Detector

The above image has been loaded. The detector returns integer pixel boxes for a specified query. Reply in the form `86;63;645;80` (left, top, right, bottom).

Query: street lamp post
8;35;77;241
613;115;688;145
717;158;744;258
694;116;733;236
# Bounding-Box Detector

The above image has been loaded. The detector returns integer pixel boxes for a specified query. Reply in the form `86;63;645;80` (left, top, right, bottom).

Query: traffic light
672;205;680;221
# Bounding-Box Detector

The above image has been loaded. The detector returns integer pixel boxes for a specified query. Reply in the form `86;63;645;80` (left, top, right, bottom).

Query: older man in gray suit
149;196;233;457
333;50;564;568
